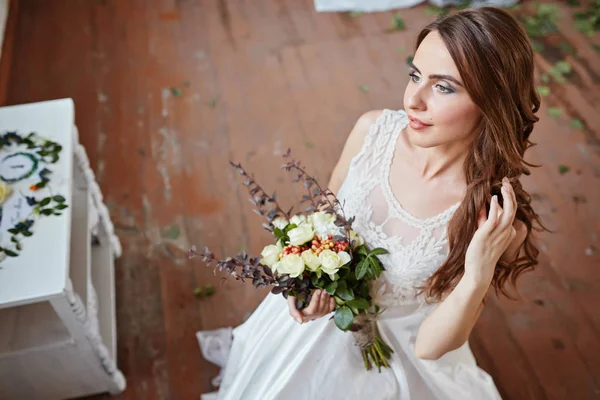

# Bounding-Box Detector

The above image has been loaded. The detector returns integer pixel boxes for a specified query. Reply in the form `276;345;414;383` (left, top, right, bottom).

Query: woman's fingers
498;178;517;230
483;195;501;233
477;204;487;229
329;297;335;313
303;290;321;318
287;296;303;324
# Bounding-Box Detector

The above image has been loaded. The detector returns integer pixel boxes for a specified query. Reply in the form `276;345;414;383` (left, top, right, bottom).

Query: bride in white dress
198;7;543;400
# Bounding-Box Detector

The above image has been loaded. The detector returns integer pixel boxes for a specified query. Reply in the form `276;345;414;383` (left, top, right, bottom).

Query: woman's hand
287;290;335;324
465;177;518;286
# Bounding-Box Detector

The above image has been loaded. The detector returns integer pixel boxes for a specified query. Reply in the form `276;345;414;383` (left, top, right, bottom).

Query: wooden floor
3;0;600;399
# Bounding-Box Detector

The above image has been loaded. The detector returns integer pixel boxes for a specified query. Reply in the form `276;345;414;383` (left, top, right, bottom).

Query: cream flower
290;214;308;227
319;249;351;279
287;224;314;246
310;210;343;240
349;230;363;247
260;243;282;267
275;254;305;277
301;249;321;272
272;217;288;230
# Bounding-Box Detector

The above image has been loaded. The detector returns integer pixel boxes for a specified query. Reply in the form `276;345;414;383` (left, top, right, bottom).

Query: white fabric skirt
198;293;502;400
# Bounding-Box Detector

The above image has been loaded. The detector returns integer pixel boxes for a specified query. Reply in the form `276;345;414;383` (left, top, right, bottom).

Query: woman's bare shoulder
327;110;384;193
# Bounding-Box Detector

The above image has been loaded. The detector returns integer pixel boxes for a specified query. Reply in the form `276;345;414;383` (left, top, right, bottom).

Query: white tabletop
0;99;74;308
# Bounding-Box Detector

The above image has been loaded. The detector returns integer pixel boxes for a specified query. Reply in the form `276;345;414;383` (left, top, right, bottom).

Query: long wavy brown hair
417;7;547;302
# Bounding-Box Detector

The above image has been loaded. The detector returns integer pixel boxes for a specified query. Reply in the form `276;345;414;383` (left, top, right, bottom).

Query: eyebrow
409;62;464;87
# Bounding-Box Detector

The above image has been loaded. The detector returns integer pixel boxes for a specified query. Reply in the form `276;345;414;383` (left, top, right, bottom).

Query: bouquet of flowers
189;149;393;371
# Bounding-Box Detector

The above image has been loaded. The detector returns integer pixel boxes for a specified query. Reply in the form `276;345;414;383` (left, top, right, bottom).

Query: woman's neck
403;133;473;183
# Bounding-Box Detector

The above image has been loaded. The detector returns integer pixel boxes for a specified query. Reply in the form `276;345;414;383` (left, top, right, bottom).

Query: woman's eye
435;84;453;94
409;73;421;83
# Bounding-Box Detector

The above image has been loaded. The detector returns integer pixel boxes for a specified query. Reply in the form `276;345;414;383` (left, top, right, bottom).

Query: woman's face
403;30;482;149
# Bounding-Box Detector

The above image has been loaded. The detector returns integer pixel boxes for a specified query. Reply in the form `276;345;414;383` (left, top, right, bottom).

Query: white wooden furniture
0;99;125;399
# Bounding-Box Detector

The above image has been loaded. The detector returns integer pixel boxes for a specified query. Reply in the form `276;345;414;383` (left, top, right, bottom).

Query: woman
199;7;543;400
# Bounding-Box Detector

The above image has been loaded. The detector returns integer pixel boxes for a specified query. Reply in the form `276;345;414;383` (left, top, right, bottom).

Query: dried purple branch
189;245;277;287
188;245;311;301
281;149;355;236
229;161;291;231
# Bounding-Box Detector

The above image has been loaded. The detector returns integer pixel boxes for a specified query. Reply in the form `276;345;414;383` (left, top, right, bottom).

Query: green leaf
392;14;406;30
356;246;368;256
336;286;355;301
355;260;369;280
541;74;551;83
536;86;551;97
334;306;355;331
559;164;570;174
559;41;576;56
369;247;389;256
570;119;585;130
55;204;68;210
325;281;338;295
53;195;66;203
346;298;370;310
8;228;18;235
369;257;384;276
163;225;181;240
284;223;297;233
40;198;51;207
4;250;18;257
548;107;562;118
406;55;414;65
171;87;183;97
531;41;545;53
22;231;33;237
10;237;18;243
40;209;53;216
554;61;572;74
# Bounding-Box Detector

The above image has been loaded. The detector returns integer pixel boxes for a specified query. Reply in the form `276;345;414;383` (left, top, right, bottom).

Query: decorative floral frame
0;131;68;261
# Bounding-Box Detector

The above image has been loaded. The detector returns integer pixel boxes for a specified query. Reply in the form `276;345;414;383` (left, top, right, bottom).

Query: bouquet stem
352;314;394;372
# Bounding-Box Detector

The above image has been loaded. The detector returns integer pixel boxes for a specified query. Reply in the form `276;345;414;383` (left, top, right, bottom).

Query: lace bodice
336;109;460;306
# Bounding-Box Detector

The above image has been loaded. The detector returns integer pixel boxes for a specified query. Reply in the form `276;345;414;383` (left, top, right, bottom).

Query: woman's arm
327;110;383;195
415;178;522;360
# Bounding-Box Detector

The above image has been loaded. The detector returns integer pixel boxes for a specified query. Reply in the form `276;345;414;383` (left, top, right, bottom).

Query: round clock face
0;152;39;183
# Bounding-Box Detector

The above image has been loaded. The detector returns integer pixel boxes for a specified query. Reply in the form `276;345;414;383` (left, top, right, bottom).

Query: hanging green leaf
536;86;551;97
570;119;585;130
548;107;562;118
334;306;354;331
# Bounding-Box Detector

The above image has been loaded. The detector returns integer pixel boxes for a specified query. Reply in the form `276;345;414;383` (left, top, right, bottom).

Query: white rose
301;249;321;272
272;217;288;230
319;250;351;278
287;224;314;246
310;211;343;240
276;254;305;277
349;230;363;247
290;214;308;227
260;243;283;267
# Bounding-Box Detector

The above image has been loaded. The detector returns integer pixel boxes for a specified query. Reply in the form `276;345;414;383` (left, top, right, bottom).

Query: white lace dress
198;109;502;400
